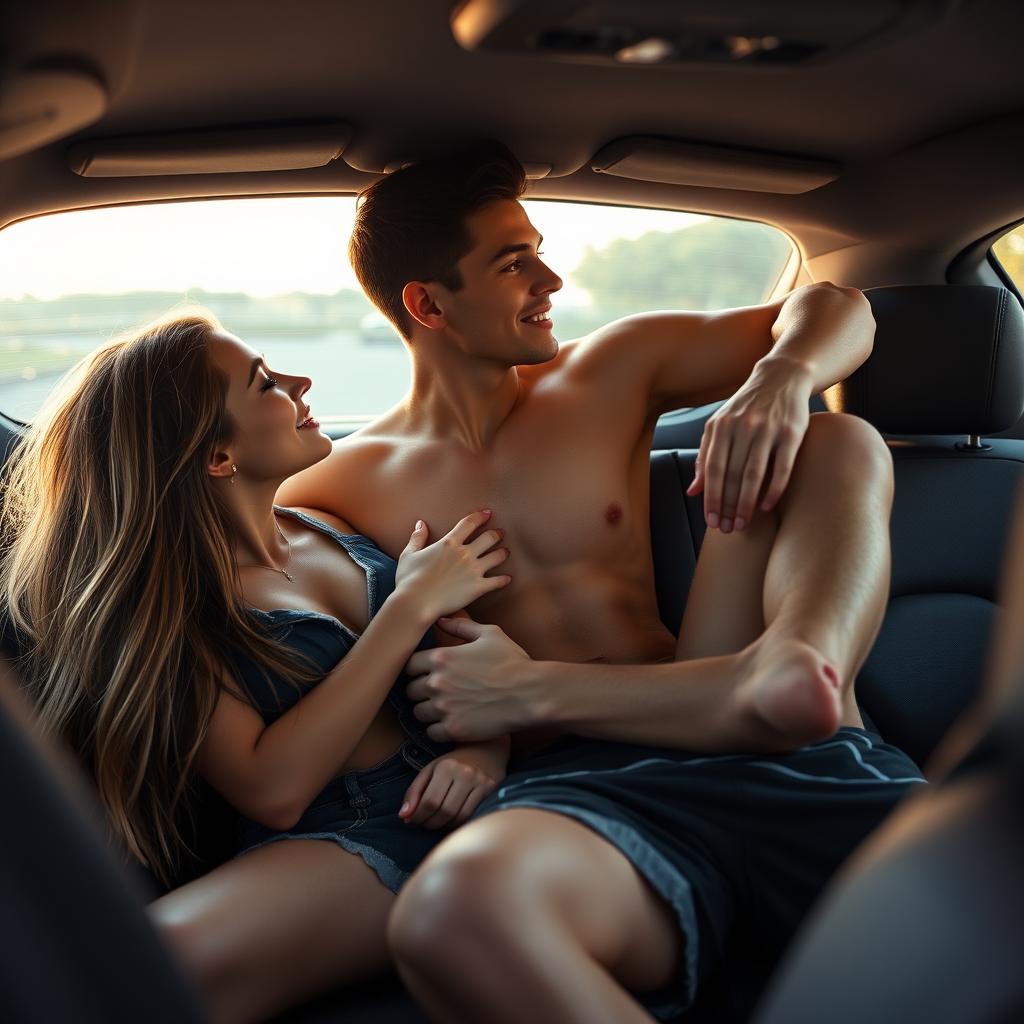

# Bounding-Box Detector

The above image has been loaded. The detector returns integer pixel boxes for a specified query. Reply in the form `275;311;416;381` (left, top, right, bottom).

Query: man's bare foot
736;636;843;750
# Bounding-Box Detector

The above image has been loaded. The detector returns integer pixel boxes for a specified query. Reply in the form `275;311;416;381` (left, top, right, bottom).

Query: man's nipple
605;503;623;526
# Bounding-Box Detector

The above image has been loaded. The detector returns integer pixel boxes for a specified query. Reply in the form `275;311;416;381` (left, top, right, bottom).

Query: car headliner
1;0;1023;289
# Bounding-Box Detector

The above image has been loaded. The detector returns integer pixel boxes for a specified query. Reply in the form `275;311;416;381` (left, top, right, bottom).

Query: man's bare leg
390;808;681;1024
678;411;894;744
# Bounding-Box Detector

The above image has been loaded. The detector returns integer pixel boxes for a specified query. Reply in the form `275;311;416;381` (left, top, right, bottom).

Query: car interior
2;0;1024;1021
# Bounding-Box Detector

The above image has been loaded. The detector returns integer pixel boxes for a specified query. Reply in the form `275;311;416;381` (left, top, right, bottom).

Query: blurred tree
573;218;793;324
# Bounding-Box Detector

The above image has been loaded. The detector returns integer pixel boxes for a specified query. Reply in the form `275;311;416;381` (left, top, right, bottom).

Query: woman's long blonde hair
1;310;316;886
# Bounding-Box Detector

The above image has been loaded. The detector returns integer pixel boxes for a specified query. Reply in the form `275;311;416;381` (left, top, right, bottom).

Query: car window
992;224;1024;293
0;197;794;424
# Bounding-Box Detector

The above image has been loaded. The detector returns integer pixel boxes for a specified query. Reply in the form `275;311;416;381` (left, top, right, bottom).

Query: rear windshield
0;197;794;423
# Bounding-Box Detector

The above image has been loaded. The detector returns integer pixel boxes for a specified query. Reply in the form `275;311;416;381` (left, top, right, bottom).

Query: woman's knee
149;898;233;997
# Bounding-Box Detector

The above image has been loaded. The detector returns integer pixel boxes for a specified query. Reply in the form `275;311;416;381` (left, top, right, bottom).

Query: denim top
229;506;449;758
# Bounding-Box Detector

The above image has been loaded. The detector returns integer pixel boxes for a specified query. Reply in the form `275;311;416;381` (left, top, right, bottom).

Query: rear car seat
652;284;1024;771
1;284;1021;1022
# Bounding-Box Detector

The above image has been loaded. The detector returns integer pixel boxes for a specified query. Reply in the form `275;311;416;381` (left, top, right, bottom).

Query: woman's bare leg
390;809;682;1024
150;839;395;1024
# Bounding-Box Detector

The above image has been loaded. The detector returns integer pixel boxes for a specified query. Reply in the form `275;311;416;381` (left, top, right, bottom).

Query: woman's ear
402;282;446;331
207;447;235;481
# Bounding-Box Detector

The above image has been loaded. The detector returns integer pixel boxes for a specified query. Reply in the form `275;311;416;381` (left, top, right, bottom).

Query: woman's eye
260;376;279;392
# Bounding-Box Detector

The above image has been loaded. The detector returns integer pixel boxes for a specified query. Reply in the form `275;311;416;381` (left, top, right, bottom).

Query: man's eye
502;259;522;273
260;376;279;392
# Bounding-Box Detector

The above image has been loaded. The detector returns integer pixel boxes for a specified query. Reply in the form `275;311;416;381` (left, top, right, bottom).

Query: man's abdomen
475;562;677;665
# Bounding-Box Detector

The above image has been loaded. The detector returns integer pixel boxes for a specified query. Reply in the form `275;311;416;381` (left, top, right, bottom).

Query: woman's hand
398;737;511;830
395;510;511;622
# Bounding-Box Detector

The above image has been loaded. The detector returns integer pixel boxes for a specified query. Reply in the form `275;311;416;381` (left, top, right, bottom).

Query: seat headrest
825;285;1024;435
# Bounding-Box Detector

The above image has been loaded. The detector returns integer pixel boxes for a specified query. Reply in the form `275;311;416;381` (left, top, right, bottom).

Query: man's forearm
519;655;749;751
763;283;875;394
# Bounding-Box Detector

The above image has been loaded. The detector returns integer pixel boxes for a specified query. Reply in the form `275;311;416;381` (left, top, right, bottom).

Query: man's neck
406;342;522;451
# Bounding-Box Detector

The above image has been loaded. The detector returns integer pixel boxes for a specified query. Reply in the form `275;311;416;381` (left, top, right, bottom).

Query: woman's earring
230;463;237;485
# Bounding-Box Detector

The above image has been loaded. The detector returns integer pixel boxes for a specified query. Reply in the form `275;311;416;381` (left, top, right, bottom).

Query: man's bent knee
388;828;524;970
802;412;893;488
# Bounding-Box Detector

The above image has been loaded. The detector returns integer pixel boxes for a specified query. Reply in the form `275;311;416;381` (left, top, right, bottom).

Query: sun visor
67;123;352;178
591;137;840;194
0;66;107;163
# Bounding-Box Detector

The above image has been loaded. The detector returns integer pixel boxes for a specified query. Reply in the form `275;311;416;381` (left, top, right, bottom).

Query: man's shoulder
276;426;398;512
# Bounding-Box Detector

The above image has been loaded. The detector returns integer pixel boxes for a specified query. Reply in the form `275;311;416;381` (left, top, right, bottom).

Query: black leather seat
0;662;206;1023
753;695;1024;1024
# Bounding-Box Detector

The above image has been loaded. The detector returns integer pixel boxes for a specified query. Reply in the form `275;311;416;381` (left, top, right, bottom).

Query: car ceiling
1;0;1024;288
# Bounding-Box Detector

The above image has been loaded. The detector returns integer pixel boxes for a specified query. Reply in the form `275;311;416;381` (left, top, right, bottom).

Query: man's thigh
675;507;780;661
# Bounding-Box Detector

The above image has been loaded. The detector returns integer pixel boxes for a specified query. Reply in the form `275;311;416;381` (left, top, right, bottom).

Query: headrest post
956;433;993;452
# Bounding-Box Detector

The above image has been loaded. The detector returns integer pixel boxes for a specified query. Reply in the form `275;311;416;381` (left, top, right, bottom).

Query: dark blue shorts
233;738;453;893
473;727;926;1021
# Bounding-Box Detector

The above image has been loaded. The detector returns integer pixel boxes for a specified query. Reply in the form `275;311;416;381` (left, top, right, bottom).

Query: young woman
1;309;514;1024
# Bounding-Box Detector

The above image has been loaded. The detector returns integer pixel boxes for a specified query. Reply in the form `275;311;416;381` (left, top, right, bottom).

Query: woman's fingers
445;509;493;544
466;528;503;556
401;519;429;553
478;547;509;572
420;773;474;829
451;784;490;825
480;574;513;593
399;761;435;820
406;770;455;827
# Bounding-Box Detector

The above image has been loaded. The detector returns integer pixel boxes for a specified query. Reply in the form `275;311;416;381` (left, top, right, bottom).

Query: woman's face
207;331;332;484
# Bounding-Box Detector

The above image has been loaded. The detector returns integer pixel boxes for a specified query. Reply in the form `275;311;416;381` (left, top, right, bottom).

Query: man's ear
208;447;235;481
402;282;446;331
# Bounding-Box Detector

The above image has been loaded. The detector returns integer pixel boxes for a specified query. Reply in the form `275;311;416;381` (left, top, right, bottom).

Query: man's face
434;199;563;366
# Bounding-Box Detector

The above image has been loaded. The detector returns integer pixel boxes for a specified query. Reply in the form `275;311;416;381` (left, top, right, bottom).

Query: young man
278;143;923;1022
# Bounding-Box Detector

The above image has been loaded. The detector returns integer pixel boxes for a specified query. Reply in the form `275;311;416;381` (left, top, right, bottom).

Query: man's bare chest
356;434;647;570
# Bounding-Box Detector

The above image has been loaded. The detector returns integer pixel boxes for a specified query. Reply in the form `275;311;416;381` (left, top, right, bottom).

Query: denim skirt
234;738;454;893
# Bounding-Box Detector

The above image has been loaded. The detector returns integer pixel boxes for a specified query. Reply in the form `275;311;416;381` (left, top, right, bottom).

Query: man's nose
534;264;563;295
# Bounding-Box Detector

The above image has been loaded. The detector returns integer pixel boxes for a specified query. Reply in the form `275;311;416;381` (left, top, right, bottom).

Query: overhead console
451;0;963;67
591;137;840;194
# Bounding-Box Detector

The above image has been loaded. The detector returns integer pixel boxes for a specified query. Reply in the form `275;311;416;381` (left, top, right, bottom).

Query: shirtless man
278;142;923;1022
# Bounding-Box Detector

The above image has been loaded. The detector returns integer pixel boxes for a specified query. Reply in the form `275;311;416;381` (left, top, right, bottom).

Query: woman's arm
199;510;511;830
200;586;435;831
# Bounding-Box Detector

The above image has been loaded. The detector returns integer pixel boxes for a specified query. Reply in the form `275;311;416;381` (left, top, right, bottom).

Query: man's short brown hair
349;141;527;338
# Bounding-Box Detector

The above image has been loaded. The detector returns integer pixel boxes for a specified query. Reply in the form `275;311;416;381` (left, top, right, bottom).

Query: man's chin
518;334;559;365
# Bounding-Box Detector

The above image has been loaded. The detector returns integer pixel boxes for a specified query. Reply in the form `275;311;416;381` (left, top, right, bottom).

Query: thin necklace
237;521;294;582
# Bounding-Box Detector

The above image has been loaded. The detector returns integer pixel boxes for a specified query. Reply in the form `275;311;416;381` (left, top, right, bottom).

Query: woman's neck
225;481;291;567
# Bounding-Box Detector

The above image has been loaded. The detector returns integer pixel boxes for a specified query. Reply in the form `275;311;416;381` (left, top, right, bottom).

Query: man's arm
581;282;875;532
406;616;791;752
581;281;872;414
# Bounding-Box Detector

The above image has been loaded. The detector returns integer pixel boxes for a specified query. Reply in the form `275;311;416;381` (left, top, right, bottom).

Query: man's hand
405;616;534;742
686;355;813;532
